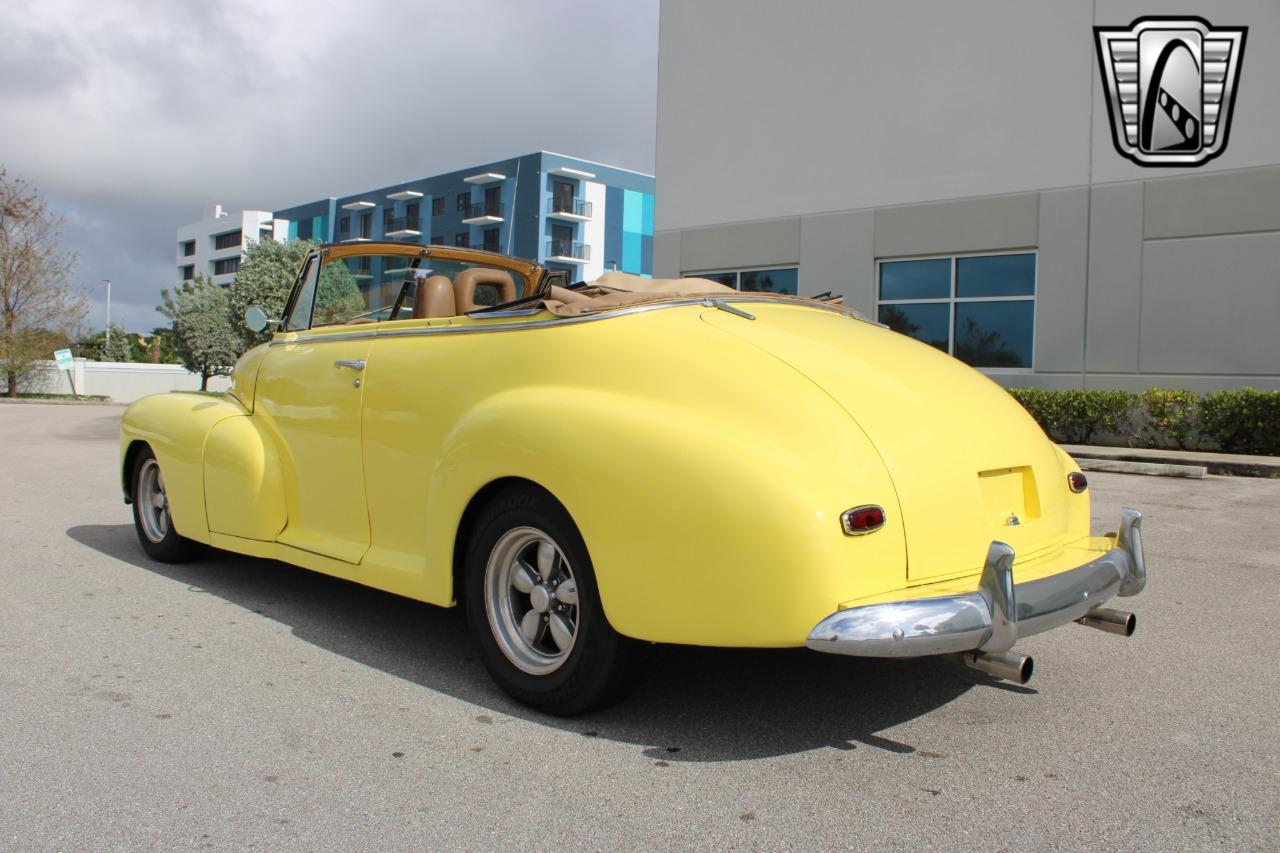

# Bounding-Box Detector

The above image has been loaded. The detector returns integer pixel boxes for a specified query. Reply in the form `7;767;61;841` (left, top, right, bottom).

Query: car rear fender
425;385;905;647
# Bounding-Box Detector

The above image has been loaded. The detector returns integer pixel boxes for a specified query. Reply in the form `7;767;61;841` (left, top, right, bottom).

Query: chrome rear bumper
806;508;1146;658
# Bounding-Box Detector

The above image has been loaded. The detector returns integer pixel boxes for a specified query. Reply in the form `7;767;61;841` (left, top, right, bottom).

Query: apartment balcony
385;216;422;239
546;240;590;263
349;262;373;280
463;172;506;185
341;200;376;211
462;201;504;224
546;197;593;221
386;189;423;202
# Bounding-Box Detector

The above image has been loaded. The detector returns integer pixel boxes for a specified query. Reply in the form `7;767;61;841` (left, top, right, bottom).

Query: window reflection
878;303;949;352
877;252;1035;368
956;254;1036;297
682;268;798;294
879;259;950;300
953;301;1033;367
740;268;797;294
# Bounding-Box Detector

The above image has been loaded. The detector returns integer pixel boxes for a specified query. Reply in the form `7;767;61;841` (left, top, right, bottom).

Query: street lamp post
102;279;111;349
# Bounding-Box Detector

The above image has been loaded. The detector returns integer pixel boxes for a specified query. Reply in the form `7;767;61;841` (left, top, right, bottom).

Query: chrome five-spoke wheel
485;527;580;675
136;457;170;544
465;484;642;714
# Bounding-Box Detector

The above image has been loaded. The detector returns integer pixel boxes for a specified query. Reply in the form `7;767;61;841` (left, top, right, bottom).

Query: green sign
54;348;74;370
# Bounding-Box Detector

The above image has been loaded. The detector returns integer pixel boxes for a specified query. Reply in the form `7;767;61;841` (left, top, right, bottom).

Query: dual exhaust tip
962;607;1138;685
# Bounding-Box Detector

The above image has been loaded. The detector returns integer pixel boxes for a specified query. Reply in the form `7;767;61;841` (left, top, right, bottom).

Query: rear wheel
131;447;203;563
464;485;643;715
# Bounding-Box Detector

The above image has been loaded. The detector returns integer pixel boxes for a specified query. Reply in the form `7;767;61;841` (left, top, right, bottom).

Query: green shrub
1007;388;1136;444
1139;388;1199;449
1197;388;1280;455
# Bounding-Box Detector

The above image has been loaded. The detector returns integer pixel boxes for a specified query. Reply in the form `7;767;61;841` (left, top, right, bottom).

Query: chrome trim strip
466;306;546;319
805;508;1147;658
269;295;863;347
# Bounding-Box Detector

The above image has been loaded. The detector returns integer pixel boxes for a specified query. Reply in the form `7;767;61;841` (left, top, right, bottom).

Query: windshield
285;245;545;329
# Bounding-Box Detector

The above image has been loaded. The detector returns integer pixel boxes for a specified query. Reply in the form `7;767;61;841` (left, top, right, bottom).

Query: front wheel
464;485;643;715
131;447;203;563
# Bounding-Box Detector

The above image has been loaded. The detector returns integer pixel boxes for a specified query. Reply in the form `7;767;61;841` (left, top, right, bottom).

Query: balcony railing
547;240;590;261
463;201;504;220
385;215;422;235
547;197;593;218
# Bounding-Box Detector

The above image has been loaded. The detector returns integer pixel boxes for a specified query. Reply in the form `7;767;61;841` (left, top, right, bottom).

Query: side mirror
244;305;270;333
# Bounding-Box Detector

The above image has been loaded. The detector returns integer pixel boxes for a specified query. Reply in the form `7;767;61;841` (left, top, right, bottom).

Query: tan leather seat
454;268;517;313
413;275;456;319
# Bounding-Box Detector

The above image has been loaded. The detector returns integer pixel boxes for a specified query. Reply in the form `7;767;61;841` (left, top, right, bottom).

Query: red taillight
841;505;886;535
1068;472;1088;493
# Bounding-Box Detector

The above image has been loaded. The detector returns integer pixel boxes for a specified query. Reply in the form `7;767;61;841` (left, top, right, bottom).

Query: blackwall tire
130;446;204;564
464;484;643;715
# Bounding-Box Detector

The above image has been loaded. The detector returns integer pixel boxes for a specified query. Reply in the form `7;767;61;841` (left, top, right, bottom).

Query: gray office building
653;1;1280;391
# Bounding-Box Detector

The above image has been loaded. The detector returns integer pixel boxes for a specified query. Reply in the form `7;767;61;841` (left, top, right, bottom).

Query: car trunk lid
703;304;1071;581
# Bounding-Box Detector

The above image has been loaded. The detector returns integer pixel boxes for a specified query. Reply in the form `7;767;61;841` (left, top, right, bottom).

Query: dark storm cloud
0;0;659;332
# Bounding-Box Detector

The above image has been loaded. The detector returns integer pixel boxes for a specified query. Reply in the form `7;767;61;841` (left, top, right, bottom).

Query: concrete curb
1076;457;1207;479
1063;444;1280;479
0;398;123;407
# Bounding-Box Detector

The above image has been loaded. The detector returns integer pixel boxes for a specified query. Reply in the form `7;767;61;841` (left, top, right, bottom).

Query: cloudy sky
0;0;659;333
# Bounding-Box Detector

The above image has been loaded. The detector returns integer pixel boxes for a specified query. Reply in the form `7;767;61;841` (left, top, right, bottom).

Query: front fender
425;384;904;648
120;393;249;543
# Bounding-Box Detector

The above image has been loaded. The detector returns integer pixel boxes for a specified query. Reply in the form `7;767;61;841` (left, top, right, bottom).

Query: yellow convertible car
121;243;1146;714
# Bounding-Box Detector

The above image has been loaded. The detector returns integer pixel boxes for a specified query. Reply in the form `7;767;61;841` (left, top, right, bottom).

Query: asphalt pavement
1;403;1277;850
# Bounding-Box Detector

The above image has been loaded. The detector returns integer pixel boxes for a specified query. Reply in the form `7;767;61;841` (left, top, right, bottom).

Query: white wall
580;180;608;280
20;360;231;403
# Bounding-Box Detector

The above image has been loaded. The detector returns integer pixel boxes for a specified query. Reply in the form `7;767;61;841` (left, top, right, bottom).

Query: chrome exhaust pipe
1076;607;1137;637
963;650;1034;684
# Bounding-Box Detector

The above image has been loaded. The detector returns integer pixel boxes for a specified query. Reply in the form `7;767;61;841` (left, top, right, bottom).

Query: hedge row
1006;387;1280;456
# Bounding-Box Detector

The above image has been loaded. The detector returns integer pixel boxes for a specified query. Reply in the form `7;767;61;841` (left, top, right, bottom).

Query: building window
181;240;195;257
430;235;445;245
457;192;469;212
359;211;372;239
682;267;798;295
455;232;470;248
213;257;240;276
338;216;350;237
405;201;420;227
213;231;241;250
877;252;1036;369
383;207;394;233
432;196;445;217
180;264;194;281
482;227;500;252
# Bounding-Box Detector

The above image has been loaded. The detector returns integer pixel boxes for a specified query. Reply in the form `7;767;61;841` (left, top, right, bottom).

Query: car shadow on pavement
68;523;1024;762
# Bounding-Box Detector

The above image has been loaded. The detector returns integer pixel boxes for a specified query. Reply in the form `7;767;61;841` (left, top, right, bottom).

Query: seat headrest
413;275;456;319
454;268;517;313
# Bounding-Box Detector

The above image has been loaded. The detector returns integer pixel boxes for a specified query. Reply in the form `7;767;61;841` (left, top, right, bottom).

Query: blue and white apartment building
271;151;654;282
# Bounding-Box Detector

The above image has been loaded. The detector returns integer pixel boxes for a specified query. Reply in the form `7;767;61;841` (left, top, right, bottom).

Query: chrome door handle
333;359;366;371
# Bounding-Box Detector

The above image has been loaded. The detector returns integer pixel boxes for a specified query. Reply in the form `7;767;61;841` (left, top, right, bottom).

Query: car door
254;251;378;564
